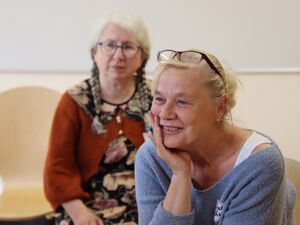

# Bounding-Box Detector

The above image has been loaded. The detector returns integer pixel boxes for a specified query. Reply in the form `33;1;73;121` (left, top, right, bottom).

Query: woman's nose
159;103;176;120
112;47;125;59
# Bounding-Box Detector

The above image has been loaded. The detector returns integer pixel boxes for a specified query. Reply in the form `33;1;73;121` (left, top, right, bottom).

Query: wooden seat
0;86;61;222
285;157;300;223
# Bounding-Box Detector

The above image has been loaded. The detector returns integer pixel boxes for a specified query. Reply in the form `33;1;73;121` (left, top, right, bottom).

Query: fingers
153;116;168;159
149;113;169;161
147;113;162;146
147;131;154;142
146;112;155;143
85;217;103;225
96;218;104;225
153;116;163;148
72;212;103;225
148;111;155;127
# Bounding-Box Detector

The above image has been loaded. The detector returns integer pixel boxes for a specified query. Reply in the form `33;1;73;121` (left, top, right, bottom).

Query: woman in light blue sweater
135;49;296;225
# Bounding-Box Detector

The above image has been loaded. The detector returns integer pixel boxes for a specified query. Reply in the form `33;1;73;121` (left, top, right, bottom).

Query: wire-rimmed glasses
157;49;222;78
98;40;142;58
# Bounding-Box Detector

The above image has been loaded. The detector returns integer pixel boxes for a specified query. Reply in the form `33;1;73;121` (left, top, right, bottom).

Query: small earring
216;119;221;125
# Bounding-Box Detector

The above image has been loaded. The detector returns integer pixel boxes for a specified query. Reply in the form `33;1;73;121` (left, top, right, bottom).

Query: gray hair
90;10;151;60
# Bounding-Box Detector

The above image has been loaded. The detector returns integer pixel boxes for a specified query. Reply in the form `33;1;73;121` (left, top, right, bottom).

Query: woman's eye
177;100;188;106
154;96;164;104
122;44;135;50
106;42;116;48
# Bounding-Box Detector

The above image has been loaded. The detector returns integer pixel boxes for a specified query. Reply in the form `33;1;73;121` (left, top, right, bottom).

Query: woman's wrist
173;168;192;177
163;173;192;214
62;199;88;220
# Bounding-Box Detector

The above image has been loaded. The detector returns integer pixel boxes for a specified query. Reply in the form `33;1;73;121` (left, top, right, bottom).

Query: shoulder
228;146;285;190
56;92;80;113
66;79;92;107
67;79;90;95
237;145;285;184
59;91;76;104
52;91;85;126
60;78;91;107
230;130;285;186
220;146;294;224
240;130;284;174
252;132;284;172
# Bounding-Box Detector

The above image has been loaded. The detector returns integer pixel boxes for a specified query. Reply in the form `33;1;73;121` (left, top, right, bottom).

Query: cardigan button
118;130;124;135
116;115;122;123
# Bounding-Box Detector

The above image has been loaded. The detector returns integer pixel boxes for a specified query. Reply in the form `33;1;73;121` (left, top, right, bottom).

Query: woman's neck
100;76;136;104
190;126;251;167
190;126;252;189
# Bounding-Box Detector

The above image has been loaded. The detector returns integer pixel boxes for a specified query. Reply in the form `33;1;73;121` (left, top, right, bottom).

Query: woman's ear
91;47;97;60
216;95;228;121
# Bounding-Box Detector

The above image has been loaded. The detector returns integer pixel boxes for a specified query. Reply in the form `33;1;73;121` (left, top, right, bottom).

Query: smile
163;126;179;131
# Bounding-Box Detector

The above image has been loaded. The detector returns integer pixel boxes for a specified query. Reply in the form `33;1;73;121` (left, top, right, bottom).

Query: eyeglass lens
157;50;221;77
99;40;140;58
158;50;201;64
180;52;202;64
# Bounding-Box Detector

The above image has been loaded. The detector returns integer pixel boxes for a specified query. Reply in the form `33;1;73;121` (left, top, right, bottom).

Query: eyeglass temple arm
201;54;222;76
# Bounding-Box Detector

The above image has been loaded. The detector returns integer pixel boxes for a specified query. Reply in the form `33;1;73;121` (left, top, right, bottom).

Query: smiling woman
135;49;297;225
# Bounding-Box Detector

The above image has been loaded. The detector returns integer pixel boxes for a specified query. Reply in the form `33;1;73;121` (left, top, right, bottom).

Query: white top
234;131;271;167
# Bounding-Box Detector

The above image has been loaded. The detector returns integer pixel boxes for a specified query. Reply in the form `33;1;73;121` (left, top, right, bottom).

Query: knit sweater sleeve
44;92;89;211
135;139;195;225
219;147;296;225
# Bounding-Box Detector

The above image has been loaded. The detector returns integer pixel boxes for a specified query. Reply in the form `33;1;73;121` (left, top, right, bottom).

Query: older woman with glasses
135;49;296;225
44;11;152;225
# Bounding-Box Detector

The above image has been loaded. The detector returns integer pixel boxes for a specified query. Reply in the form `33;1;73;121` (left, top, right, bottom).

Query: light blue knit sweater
135;139;296;225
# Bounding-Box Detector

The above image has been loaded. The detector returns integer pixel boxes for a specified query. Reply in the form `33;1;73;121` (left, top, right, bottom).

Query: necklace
100;87;137;137
101;83;136;111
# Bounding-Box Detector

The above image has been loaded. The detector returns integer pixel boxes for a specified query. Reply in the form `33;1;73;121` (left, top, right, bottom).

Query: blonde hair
152;50;239;124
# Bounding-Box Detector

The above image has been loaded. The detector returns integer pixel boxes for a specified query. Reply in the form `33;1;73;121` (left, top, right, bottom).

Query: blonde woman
135;49;296;225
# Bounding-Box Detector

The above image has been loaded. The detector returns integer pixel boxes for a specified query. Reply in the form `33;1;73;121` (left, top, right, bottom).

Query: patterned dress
54;75;152;225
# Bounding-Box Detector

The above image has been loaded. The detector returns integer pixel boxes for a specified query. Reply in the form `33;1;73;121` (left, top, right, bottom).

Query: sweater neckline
101;85;137;107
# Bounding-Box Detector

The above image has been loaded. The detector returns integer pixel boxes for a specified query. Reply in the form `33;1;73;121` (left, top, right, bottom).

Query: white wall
1;0;300;72
0;71;300;161
233;71;300;161
0;72;89;93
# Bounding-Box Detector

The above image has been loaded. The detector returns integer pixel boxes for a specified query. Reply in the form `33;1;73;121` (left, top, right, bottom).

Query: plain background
0;0;300;72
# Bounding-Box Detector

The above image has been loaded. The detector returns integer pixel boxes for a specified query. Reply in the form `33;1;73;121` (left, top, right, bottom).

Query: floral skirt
55;137;138;225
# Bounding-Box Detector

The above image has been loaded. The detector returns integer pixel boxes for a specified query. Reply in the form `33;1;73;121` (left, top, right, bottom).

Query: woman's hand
148;112;193;214
62;199;104;225
148;112;191;176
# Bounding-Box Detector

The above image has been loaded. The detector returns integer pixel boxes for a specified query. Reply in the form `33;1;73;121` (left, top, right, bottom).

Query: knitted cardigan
44;92;146;211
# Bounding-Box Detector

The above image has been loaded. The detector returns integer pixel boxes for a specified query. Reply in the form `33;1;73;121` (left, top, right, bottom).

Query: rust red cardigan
43;92;146;211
